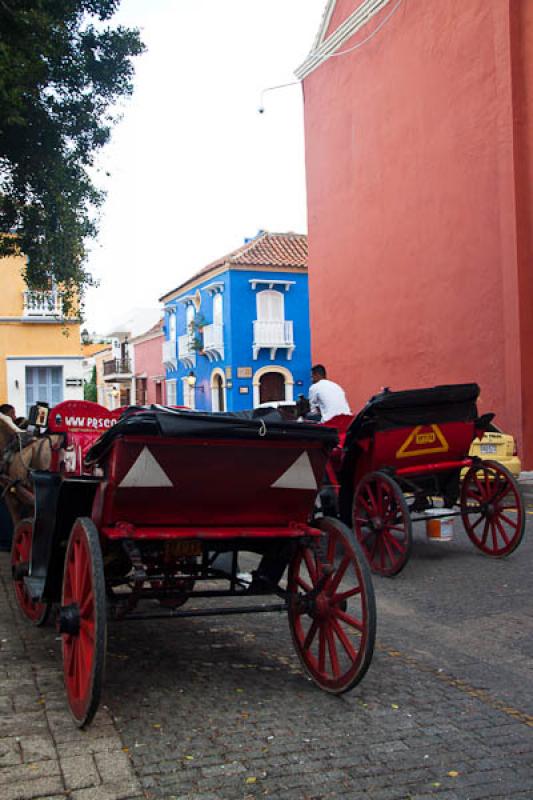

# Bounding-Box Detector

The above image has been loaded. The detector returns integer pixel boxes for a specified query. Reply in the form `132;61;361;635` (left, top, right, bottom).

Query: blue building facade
160;232;311;412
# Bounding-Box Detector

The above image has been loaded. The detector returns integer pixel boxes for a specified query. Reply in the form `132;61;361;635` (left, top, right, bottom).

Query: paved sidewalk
0;556;142;800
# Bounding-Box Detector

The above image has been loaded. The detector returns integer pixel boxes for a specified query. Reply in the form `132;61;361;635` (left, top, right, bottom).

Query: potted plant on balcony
188;314;207;354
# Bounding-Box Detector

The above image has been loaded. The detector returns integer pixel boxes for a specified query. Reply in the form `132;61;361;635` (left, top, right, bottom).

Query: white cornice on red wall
311;0;337;50
296;0;393;79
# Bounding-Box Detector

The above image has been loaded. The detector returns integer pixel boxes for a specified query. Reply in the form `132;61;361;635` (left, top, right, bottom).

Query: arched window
213;293;223;326
256;290;283;322
186;303;195;332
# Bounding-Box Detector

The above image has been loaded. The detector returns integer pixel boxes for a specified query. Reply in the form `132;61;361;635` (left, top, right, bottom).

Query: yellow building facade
0;254;83;415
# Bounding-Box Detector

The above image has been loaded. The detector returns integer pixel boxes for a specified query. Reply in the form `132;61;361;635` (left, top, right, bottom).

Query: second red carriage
319;383;525;576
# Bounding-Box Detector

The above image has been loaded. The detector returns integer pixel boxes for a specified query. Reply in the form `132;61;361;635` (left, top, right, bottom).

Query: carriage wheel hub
313;593;332;621
58;603;80;636
371;516;383;531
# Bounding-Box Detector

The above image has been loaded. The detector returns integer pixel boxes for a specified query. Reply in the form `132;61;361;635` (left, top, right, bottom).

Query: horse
0;413;62;527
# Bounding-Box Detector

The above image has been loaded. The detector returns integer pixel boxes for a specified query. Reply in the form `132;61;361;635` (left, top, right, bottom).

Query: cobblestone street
1;511;532;800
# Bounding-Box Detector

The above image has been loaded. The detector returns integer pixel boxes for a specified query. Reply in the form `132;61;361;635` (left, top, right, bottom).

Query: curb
518;484;533;507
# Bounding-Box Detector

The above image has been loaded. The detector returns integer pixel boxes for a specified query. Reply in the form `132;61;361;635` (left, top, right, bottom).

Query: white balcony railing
253;320;294;360
23;290;63;318
178;333;196;367
202;323;224;361
162;338;177;368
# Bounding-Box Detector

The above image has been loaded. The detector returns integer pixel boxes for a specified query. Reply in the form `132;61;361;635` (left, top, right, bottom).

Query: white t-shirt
308;379;351;422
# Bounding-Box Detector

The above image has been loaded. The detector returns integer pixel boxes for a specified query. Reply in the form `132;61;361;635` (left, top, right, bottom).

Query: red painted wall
134;333;166;405
303;0;533;465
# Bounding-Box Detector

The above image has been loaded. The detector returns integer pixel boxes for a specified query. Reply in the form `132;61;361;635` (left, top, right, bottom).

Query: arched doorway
259;371;285;404
210;368;226;411
253;365;294;407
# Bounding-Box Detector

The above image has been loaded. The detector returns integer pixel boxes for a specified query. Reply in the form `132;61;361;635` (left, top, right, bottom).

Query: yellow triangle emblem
396;425;449;459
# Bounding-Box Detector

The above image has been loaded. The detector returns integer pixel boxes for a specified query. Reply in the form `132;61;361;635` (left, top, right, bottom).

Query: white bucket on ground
425;509;454;542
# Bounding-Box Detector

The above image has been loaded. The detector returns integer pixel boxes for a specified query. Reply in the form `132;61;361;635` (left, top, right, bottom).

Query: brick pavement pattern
0;558;143;800
1;513;532;799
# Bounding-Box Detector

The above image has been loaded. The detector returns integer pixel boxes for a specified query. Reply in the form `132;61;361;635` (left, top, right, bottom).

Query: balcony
253;320;294;360
202;323;224;362
23;290;63;319
103;358;132;379
178;333;196;368
162;338;177;368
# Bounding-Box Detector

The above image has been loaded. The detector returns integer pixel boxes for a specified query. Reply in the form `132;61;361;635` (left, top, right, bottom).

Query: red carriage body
321;384;525;577
9;401;376;727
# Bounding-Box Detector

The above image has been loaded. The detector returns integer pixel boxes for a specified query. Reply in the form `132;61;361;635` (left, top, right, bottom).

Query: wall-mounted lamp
187;371;204;392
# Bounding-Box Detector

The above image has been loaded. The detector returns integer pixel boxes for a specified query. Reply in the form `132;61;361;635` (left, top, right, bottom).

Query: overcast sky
83;0;326;334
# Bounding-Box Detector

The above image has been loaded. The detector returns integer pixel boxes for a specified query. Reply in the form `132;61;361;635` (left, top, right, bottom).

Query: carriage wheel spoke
360;492;375;515
328;556;350;594
384;531;405;553
295;575;312;593
332;586;361;605
382;533;397;565
335;608;364;632
325;625;340;678
303;619;319;652
331;617;357;661
318;625;326;673
498;511;518;529
494;517;510;546
469;514;484;531
480;518;490;546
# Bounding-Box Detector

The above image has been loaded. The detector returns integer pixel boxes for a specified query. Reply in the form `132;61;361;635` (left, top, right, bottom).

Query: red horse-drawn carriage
320;383;525;576
9;401;376;726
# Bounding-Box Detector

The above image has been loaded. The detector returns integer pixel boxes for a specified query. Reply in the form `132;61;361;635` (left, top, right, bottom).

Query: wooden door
259;372;285;404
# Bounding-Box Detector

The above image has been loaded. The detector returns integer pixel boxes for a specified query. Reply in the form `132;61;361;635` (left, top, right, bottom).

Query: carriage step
23;576;45;602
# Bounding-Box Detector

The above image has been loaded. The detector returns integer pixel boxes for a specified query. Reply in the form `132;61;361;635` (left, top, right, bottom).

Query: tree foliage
0;0;144;311
84;364;97;401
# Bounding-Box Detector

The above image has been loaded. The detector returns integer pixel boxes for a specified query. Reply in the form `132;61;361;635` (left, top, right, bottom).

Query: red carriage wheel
60;517;106;727
352;471;412;577
10;519;50;626
460;460;525;557
288;517;376;694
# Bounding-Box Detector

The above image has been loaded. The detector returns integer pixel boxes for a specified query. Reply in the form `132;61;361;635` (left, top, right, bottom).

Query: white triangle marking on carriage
271;451;317;490
119;446;173;488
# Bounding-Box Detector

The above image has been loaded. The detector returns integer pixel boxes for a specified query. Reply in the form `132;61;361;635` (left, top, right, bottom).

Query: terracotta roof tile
160;231;307;301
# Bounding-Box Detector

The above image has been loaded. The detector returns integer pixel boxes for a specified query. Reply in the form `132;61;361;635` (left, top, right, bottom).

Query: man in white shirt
308;364;352;423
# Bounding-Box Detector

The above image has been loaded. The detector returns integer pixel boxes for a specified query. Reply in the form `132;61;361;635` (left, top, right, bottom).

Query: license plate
165;540;202;558
480;444;497;454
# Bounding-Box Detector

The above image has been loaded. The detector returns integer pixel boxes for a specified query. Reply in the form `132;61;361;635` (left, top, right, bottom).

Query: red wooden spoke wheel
288;517;376;694
61;517;106;727
353;471;412;577
10;519;50;626
460;460;525;557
